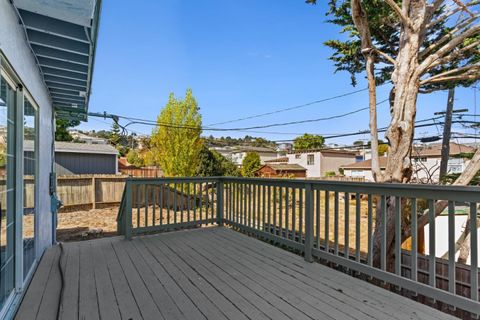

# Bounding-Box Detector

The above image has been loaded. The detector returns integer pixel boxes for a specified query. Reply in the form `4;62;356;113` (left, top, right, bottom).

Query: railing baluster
145;185;149;227
262;184;266;231
448;201;456;294
428;199;436;289
292;187;296;241
355;193;360;262
411;198;418;283
286;187;290;240
273;186;277;234
257;183;261;230
279;187;283;237
180;183;184;223
334;191;339;255
137;185;141;228
243;183;247;227
267;185;271;233
304;183;314;262
395;197;402;276
160;184;164;226
367;194;373;266
216;179;223;226
299;188;304;243
344;192;349;259
187;182;191;223
125;181;132;240
316;189;321;249
381;195;386;271
173;182;178;224
325;190;330;253
211;181;215;222
470;202;478;302
152;185;156;226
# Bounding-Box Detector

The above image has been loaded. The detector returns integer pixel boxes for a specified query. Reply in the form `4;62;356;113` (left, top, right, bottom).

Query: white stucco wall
0;0;54;254
343;168;376;182
412;156;469;183
287;153;321;178
231;151;278;166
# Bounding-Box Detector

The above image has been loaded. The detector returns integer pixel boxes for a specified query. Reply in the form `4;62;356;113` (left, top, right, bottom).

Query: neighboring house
287;149;357;178
0;1;101;317
411;142;476;183
50;142;117;175
342;157;388;181
70;130;108;144
212;146;279;166
255;163;307;178
264;156;289;164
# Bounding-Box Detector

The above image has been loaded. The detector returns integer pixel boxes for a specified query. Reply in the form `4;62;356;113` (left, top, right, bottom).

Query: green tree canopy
150;89;203;177
241;152;262;177
55;119;79;141
126;149;145;168
196;145;240;177
293;134;325;150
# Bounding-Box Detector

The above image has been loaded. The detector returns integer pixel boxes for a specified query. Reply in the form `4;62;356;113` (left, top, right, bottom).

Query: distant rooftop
24;140;118;155
413;142;476;157
261;163;307;171
288;148;357;155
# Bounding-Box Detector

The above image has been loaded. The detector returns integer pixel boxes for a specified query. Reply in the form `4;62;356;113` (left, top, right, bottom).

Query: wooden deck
15;227;456;320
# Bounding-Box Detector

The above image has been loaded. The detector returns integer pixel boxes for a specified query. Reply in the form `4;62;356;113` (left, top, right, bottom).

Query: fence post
304;182;314;262
216;178;224;226
125;181;133;240
91;176;96;209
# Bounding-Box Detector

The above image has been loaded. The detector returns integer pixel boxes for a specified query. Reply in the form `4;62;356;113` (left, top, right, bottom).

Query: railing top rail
123;176;480;201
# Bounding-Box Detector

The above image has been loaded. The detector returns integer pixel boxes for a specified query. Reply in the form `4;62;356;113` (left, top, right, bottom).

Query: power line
207;86;372;126
90;97;390;133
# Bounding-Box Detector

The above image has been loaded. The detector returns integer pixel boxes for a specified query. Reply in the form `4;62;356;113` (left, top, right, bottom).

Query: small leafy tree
126;149;145;167
293;134;325;150
150;89;203;177
55;119;79;141
241;152;262;177
109;122;121;147
196;145;240;177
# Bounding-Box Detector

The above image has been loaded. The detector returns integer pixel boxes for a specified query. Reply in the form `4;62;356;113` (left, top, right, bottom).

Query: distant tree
55;119;79;141
150;89;203;177
353;140;364;146
126;149;145;167
293;134;325;150
196;145;240;177
241;152;261;177
109;122;121;146
378;143;389;156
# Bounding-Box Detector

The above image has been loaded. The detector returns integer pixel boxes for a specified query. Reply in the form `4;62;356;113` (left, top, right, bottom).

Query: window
414;157;427;162
295;154;301;159
0;73;16;308
307;154;314;165
23;97;37;279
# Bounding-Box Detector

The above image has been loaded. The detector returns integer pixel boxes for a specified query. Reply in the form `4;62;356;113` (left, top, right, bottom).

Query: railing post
216;178;224;226
125;181;133;240
304;182;314;262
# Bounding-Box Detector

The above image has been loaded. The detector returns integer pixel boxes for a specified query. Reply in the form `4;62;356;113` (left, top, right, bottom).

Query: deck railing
117;177;480;316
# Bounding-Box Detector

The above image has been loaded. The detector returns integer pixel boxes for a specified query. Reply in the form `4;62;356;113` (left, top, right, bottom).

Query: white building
211;146;279;166
287;149;357;178
411;142;476;183
341;157;387;181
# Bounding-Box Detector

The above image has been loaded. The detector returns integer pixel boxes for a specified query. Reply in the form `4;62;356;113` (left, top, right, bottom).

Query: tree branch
385;0;414;29
420;64;480;84
418;24;480;74
427;39;480;70
374;49;396;65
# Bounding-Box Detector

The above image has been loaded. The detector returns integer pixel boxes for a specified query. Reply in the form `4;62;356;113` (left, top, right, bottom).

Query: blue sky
80;0;479;145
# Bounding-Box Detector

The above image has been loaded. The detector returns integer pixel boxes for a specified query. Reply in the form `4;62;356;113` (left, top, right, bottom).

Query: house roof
265;157;289;163
413;142;476;157
24;140;118;155
341;157;388;170
233;146;277;153
288;149;357;156
12;0;102;121
260;163;307;172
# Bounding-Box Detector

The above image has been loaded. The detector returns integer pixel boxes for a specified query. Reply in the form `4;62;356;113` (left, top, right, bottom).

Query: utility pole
439;88;455;180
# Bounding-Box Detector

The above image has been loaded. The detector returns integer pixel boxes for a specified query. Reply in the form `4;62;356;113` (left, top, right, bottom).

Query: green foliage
241;152;262;177
293;134;325;150
442;172;480;186
306;0;479;91
325;171;336;177
196;145;240;177
338;167;345;175
205;135;276;148
110;122;121;146
378;143;389;155
126;149;145;167
55;119;79;141
150;89;203;177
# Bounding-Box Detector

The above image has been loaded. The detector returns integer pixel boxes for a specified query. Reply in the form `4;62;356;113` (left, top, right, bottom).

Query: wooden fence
55;175;127;211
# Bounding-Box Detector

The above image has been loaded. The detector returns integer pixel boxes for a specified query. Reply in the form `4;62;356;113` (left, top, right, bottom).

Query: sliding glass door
0;73;16;310
23;98;37;279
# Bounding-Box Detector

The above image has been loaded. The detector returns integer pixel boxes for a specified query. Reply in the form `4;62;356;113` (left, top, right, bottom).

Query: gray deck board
16;227;457;320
